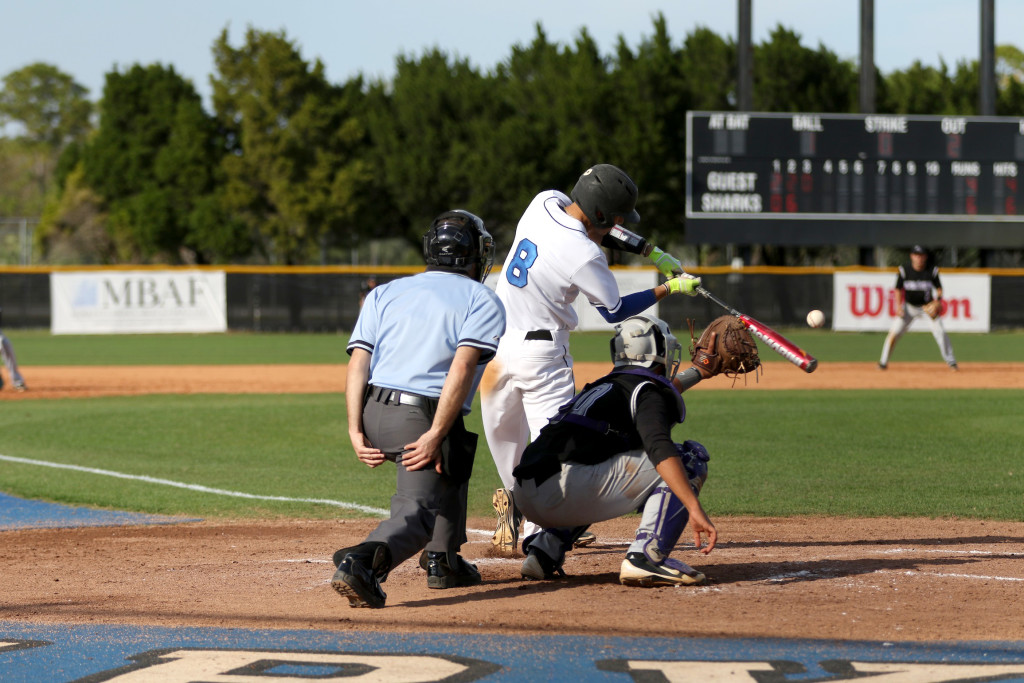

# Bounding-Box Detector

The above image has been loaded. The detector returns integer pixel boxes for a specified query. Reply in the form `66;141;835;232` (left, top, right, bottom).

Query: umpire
331;210;506;609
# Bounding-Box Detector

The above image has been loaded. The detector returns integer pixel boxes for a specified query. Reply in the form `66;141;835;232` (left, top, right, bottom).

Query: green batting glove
648;246;682;279
666;274;701;296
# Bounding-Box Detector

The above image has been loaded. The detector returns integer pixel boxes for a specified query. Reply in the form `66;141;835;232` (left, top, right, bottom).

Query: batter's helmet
675;440;710;494
610;315;681;379
570;164;641;229
422;210;495;283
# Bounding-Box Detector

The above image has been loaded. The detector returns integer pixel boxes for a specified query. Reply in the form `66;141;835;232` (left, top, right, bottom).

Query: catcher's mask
570;164;641;229
610;315;681;379
422;210;495;283
675;440;710;493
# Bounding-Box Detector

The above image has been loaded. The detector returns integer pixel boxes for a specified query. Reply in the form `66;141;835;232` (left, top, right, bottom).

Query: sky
1;0;1022;109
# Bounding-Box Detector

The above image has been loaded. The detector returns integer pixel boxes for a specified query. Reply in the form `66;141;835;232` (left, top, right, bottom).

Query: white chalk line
0;453;509;538
0;453;389;516
882;547;1024;558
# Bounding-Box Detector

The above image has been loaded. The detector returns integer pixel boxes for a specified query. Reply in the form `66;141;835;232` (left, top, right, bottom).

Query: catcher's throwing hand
691;513;717;555
923;299;942;319
690;315;761;378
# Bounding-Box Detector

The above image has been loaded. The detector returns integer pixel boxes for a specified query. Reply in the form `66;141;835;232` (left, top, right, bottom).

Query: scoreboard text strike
685;111;1024;247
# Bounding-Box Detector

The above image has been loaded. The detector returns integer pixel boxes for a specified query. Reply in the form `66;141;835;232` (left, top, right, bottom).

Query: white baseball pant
481;328;576;539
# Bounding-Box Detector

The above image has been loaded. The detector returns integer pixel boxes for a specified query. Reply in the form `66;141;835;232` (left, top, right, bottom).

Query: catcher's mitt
923;299;942;319
689;315;761;378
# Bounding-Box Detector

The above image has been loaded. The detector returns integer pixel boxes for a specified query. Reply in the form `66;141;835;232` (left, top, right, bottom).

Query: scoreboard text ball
685;111;1024;248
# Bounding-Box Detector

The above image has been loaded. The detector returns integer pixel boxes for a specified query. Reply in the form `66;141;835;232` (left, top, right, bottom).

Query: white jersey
495;191;622;331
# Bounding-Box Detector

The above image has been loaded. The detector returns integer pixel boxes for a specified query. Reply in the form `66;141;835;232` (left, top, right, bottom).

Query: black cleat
426;551;482;589
330;543;390;608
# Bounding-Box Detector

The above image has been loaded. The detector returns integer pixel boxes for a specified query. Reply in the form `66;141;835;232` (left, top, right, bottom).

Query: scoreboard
685;111;1024;247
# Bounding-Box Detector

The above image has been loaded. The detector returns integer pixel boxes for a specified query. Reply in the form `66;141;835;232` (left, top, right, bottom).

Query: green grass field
1;330;1022;522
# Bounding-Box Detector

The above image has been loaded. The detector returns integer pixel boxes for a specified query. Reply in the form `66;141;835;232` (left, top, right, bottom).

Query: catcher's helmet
570;164;641;229
422;210;495;283
675;440;710;494
610;315;681;379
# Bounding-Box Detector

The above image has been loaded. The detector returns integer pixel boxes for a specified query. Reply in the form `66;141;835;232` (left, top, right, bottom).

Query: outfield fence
1;265;1022;332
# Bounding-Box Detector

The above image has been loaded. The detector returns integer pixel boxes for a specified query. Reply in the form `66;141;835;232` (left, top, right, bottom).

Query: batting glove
648;246;682;279
666;274;701;296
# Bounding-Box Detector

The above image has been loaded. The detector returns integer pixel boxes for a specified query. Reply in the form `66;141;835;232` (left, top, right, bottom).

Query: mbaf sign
51;270;228;334
99;276;208;309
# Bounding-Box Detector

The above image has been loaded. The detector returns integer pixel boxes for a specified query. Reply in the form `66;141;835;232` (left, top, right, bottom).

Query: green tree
0;63;93;218
996;44;1024;87
212;27;370;264
754;26;857;113
364;46;521;247
0;63;92;148
609;16;731;249
80;63;231;262
477;25;619;248
878;60;954;114
679;26;736;111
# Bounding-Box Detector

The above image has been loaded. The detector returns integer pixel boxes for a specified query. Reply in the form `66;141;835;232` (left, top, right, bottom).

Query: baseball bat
694;285;818;373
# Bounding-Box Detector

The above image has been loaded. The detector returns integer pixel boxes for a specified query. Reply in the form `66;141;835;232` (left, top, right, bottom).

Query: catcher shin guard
628;484;688;564
677;440;710;494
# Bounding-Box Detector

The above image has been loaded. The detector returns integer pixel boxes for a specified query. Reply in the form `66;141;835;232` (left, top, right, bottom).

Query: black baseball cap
910;245;926;254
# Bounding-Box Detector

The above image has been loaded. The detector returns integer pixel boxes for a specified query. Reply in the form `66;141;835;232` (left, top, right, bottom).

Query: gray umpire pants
360;393;468;568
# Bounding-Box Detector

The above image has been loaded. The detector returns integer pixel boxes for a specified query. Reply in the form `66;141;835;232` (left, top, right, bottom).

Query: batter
481;164;700;553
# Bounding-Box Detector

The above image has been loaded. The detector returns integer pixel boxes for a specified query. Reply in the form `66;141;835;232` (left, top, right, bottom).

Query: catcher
879;245;958;371
508;314;759;586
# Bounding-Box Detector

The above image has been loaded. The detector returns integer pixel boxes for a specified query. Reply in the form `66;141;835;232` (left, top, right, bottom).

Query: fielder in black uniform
331;211;506;609
879;245;958;370
509;315;717;586
0;308;27;392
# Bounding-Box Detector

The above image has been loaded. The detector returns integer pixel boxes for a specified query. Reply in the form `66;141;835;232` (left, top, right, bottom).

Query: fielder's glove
689;315;761;378
648;246;682;279
923;299;942;319
665;273;701;296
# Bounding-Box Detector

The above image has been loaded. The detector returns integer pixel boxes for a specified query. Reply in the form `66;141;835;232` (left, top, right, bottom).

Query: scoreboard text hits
685;111;1024;247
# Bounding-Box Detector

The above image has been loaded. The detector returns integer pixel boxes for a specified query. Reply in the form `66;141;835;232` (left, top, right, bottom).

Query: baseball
806;309;826;328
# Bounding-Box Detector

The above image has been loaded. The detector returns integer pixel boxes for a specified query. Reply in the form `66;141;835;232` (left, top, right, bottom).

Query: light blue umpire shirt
347;270;506;415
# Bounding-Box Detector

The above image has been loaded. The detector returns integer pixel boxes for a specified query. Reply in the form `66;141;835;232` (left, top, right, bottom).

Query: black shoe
520;547;565;580
878;362;887;371
331;543;390;608
426;551;482;589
